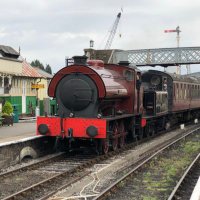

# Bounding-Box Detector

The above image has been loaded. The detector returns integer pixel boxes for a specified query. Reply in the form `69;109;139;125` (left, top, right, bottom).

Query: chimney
118;61;130;66
73;55;88;65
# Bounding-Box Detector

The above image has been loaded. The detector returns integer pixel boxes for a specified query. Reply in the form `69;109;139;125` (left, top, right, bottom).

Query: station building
34;67;54;115
0;45;53;116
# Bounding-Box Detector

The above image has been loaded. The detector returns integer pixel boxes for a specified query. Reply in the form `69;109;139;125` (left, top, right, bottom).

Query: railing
112;47;200;66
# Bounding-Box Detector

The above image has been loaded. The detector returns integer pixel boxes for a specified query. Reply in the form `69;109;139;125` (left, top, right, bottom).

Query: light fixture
90;40;94;48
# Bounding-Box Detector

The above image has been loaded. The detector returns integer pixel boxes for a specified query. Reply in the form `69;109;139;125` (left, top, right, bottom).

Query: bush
2;101;13;116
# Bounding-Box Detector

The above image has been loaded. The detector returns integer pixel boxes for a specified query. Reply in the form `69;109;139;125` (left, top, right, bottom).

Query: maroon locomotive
37;56;200;154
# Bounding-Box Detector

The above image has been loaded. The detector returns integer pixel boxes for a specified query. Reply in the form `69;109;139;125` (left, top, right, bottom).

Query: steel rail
0;152;65;178
93;126;200;200
167;153;200;200
1;158;94;200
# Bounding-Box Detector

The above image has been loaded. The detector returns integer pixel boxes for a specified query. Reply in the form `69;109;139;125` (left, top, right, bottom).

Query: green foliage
31;59;44;70
31;59;52;74
2;101;13;116
142;196;158;200
183;141;200;154
45;64;52;74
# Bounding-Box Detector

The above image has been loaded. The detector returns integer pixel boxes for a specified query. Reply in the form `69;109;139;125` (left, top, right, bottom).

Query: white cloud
0;0;200;73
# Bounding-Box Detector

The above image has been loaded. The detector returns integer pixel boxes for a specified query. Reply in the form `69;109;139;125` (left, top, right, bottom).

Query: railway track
92;126;200;200
1;124;199;200
0;152;96;200
0;141;138;199
0;152;65;175
1;140;146;200
168;153;200;200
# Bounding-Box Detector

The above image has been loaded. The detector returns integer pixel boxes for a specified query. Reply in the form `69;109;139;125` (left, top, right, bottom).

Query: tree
45;64;52;74
31;59;53;74
2;101;13;116
31;59;44;70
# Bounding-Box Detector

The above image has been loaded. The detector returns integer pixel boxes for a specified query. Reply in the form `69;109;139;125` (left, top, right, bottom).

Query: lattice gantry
112;47;200;66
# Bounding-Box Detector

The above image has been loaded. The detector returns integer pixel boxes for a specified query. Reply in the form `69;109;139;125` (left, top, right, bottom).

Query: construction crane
104;12;121;49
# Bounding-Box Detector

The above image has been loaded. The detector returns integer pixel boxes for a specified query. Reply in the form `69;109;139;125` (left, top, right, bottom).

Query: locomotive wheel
150;127;155;136
102;138;109;154
150;123;156;136
112;122;118;151
119;121;125;148
144;125;149;138
137;128;143;140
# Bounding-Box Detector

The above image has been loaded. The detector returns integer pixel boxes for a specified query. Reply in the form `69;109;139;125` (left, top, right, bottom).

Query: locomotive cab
143;91;168;116
142;70;170;117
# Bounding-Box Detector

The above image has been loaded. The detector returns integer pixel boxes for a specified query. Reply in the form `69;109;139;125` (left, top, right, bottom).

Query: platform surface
0;121;36;144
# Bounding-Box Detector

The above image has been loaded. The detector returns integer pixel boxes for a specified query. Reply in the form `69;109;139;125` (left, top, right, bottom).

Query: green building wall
26;96;37;115
50;99;58;115
10;96;22;115
0;96;37;115
39;100;44;116
0;96;22;115
0;96;55;116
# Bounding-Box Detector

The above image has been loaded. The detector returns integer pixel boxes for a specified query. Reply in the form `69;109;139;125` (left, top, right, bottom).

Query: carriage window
176;83;179;99
180;84;183;99
198;85;200;97
192;85;194;98
196;85;198;98
173;84;176;98
195;85;197;98
188;85;190;98
184;84;186;99
157;93;160;102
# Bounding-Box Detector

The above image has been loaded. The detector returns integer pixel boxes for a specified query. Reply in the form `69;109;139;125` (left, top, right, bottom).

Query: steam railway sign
31;84;44;89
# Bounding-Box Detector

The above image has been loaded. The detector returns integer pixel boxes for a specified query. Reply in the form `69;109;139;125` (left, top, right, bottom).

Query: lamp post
90;40;94;48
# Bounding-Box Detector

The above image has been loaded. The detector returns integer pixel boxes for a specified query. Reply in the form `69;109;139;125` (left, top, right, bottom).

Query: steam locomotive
37;56;200;154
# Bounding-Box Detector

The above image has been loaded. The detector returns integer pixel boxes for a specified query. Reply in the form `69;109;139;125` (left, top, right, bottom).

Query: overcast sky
1;0;200;73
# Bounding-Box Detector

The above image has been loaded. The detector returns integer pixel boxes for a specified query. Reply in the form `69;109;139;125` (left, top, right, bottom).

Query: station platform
0;120;36;144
